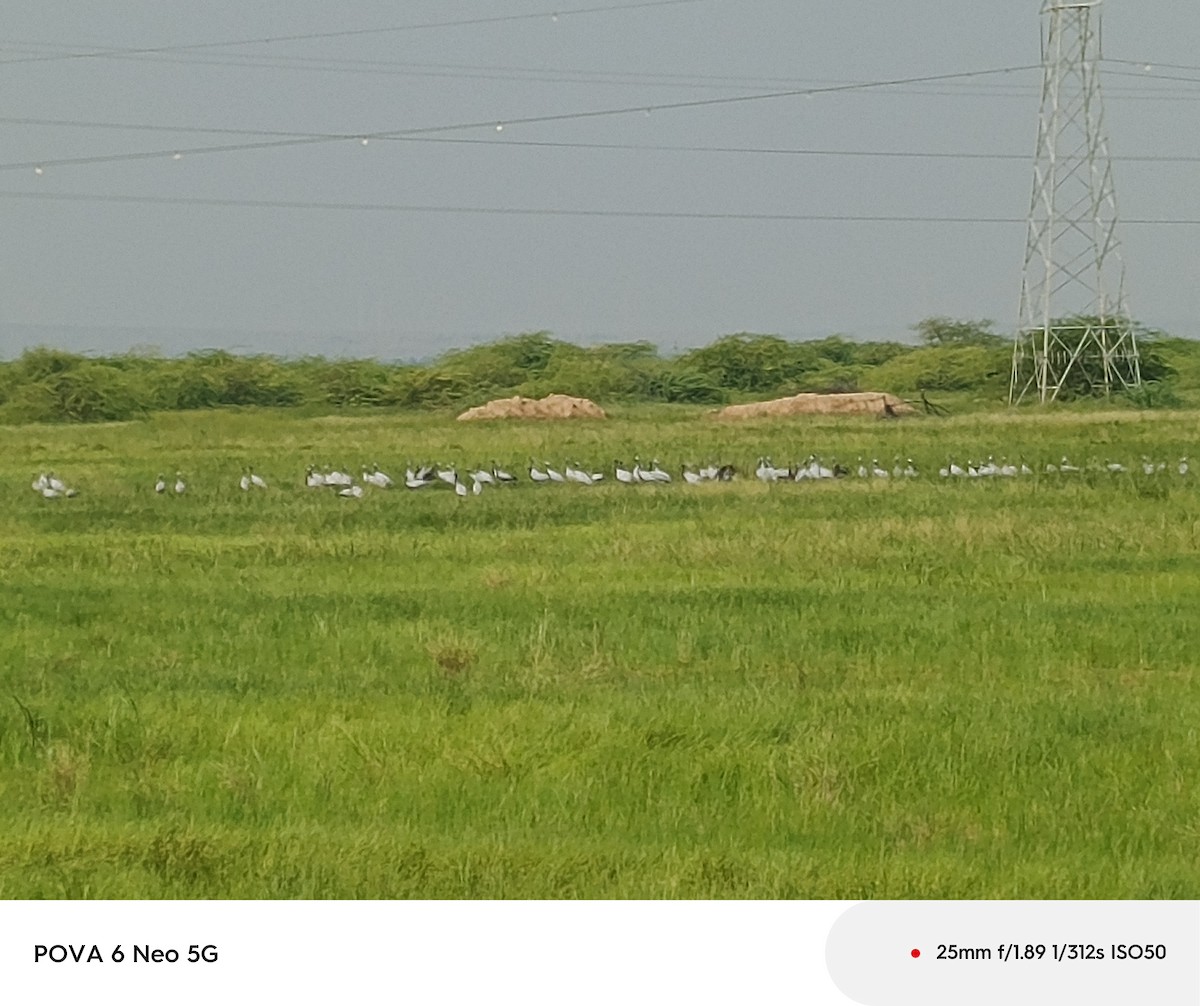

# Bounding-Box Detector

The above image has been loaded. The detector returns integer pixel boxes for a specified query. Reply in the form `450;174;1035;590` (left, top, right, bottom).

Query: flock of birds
753;453;1194;481
29;471;80;499
26;452;1192;501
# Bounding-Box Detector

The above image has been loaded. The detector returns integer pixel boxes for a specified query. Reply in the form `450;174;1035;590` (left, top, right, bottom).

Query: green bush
792;362;862;394
0;380;61;423
1123;381;1183;410
678;334;797;393
309;359;392;407
384;366;473;408
0;362;152;422
0;322;1195;424
15;346;84;381
439;332;580;393
644;365;726;404
872;344;1009;393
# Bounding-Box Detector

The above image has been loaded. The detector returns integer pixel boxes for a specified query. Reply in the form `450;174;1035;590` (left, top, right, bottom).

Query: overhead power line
0;63;1040;174
0;0;712;67
9;114;1200;163
1104;57;1200;76
0;189;1194;225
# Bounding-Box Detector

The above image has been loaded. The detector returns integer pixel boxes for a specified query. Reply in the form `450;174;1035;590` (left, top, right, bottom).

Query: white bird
249;468;267;489
699;463;720;481
1141;456;1156;476
647;459;672;483
614;460;635;484
682;465;703;485
239;469;251;491
306;465;326;488
491;462;518;484
564;462;593;485
949;461;966;477
155;474;167;494
468;467;495;486
338;483;365;499
634;457;657;483
48;473;67;493
405;468;436;489
1180;457;1190;476
891;457;904;479
436;465;457;486
1059;456;1080;473
471;475;484;495
871;459;889;479
1020;461;1033;476
363;464;393;488
174;472;187;494
999;458;1019;478
1106;461;1127;473
529;461;551;484
32;472;50;493
325;468;353;487
545;462;566;484
855;457;869;479
903;459;919;478
454;478;468;498
756;457;777;483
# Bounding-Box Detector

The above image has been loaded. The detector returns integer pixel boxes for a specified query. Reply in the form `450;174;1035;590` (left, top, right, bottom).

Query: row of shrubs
0;320;1191;423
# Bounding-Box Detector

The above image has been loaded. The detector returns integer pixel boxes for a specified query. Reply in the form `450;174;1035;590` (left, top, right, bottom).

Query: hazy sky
2;1;1198;360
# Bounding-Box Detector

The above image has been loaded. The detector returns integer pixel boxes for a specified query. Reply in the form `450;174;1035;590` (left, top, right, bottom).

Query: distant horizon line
3;317;1196;364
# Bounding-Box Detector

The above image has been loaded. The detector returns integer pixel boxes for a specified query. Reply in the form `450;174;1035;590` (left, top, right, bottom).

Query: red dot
911;949;921;958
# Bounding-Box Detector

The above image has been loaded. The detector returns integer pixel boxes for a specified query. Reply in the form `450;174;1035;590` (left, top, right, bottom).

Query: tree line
0;318;1192;423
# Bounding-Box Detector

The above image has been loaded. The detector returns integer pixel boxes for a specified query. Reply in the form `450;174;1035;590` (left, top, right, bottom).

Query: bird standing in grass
174;472;187;494
155;474;167;494
491;461;517;484
405;467;436;489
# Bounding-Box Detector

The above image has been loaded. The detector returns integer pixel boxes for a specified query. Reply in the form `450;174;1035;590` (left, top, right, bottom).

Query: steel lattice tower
1010;0;1141;404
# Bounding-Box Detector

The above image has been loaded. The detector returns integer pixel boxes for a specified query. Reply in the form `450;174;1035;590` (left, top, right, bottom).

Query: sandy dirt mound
716;392;914;420
457;393;607;421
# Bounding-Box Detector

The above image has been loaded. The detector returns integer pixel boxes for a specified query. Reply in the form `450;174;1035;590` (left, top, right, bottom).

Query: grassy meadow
0;404;1198;898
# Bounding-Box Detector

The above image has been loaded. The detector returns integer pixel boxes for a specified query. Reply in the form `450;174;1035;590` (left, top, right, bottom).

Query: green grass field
1;405;1197;898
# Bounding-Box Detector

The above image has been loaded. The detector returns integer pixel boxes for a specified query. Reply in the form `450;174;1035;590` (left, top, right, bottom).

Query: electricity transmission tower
1010;0;1141;404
